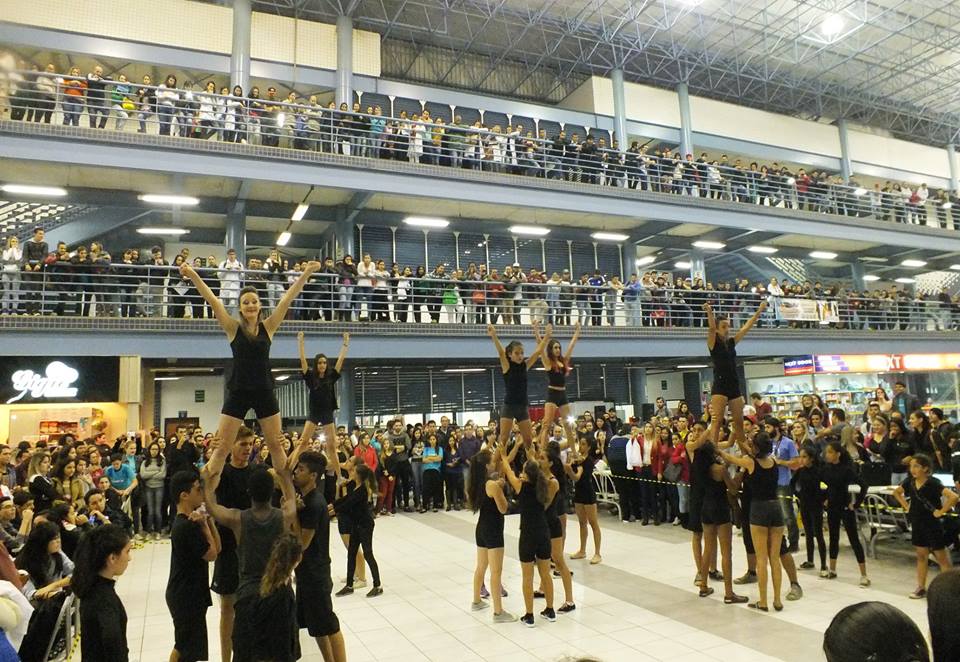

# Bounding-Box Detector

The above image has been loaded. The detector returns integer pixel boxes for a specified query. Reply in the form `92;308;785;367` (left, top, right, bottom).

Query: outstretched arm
264;261;321;335
527;323;552;369
334;332;350;373
501;450;522;492
297;331;309;374
703;302;717;350
734;300;768;344
203;467;240;537
181;263;237;337
563;322;581;365
488;324;510;373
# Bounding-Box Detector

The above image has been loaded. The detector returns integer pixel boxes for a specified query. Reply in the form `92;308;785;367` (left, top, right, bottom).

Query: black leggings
741;498;754;555
346;523;381;588
827;507;865;564
394;461;412;508
423;470;444;509
799;498;826;568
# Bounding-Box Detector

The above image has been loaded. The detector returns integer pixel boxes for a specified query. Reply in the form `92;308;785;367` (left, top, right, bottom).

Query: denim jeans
138;109;153;133
142;485;164;533
62;98;83;126
354;286;372;319
1;272;19;314
158;104;175;136
338;285;355;320
624;298;642;327
411;461;424;507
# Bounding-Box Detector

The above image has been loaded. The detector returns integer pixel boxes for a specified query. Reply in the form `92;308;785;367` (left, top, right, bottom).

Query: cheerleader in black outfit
533;321;581;448
488;323;550;450
791;446;827;574
817;442;870;586
893;453;958;599
568;437;602;564
332;463;383;597
466;448;515;623
703;300;766;446
537;446;576;613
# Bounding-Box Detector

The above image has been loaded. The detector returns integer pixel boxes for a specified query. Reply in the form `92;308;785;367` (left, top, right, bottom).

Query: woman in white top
156;74;179;136
372;259;391;322
1;236;22;315
767;277;784;327
393;266;412;322
196;81;222;139
224;85;246;143
355;253;375;321
410;115;426;163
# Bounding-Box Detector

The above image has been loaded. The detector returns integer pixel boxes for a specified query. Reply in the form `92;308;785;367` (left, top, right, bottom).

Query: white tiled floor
119;510;935;662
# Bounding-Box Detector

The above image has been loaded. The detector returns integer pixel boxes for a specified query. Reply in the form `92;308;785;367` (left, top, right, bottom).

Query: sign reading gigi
7;361;80;404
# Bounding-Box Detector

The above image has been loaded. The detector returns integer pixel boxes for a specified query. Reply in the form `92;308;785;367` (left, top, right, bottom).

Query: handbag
121;100;136;111
663;462;682;483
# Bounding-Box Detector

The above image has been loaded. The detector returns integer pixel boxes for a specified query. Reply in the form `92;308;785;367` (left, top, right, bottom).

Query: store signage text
6;361;80;404
784;353;960;376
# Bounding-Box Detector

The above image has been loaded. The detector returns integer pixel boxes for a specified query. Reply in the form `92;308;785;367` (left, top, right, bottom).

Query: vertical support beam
689;249;706;283
335;209;354;259
230;0;252;93
225;205;247;265
676;82;693;158
838;119;852;181
611;68;628;153
698;368;713;417
947;144;959;194
682;371;703;419
629;367;646;422
338;365;356;427
850;261;866;291
336;15;354;107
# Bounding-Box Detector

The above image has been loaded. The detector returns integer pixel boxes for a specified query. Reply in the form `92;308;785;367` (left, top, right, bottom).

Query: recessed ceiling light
858;256;889;263
1;184;68;197
895;277;916;284
674;261;692;269
901;259;927;268
291;204;309;221
951;264;960;271
275;374;290;381
276;231;292;246
137;227;189;235
692;240;725;250
138;194;199;206
591;232;629;242
510;225;550;236
809;251;838;260
635;256;656;266
821;13;844;36
747;246;778;254
153;376;181;381
677;364;708;369
863;275;881;282
403;216;449;228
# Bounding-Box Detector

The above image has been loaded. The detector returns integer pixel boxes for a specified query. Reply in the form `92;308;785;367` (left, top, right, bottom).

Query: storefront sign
785;353;960;375
783;356;815;376
0;357;120;404
777;298;840;324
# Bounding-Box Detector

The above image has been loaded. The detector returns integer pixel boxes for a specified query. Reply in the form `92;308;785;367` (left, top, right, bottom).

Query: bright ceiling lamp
674;261;692;269
677;364;707;369
895;277;916;284
821;13;845;37
809;251;838;259
863;275;881;282
443;368;486;373
901;259;927;268
635;256;656;266
692;240;725;250
510;225;550;236
153;376;181;381
403;216;449;228
747;246;778;254
275;374;291;381
138;194;199;206
0;184;67;197
276;231;292;246
291;204;309;221
951;264;960;271
591;231;629;241
137;227;189;235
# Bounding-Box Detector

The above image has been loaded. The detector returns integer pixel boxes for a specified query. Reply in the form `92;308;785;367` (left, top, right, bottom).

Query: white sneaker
353;579;367;589
471;601;489;611
493;610;517;623
859;576;871;588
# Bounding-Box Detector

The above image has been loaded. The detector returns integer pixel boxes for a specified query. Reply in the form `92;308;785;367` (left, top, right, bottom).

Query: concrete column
689;249;706;283
335;212;355;259
338;366;356;427
335;15;354;107
230;0;252;93
611;68;628;153
850;261;866;291
682;372;703;419
225;205;247;265
948;144;959;194
838;119;852;181
629;367;647;422
676;82;693;158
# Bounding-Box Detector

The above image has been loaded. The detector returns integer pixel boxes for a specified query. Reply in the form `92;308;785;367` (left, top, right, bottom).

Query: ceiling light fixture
895;277;916;284
821;13;845;37
635;256;657;266
809;251;838;260
692;240;725;250
443;368;486;373
591;231;629;242
747;246;778;254
291;204;309;221
863;275;881;282
510;225;550;236
137;227;189;235
153;376;181;381
0;184;68;197
276;231;292;246
674;261;692;270
138;194;200;206
951;264;960;271
677;364;708;369
901;259;927;268
403;216;449;228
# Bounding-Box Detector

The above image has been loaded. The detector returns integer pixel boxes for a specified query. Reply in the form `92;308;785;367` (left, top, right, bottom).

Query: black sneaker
558;602;576;613
520;613;535;628
533;590;545;599
799;561;815;569
540;607;556;622
335;586;354;597
366;586;384;598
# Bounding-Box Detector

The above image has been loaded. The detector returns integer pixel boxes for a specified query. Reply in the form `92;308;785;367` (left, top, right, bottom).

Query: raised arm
488;324;510;373
203;469;240;537
527;323;552;369
180;263;237;337
563;322;581;365
734;300;768;345
500;450;522;493
275;465;299;531
720;449;755;473
297;331;309;374
334;332;350;373
703;302;717;350
264;260;321;335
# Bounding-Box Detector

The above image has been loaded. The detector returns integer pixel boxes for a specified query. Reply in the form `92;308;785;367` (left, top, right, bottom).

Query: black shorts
222;388;280;420
296;574;340;637
547;516;562;540
211;549;239;596
167;603;209;662
911;520;946;550
519;530;551;563
546;389;569;407
686;496;703;533
711;378;742;401
749;499;784;528
475;525;505;549
308;408;335;426
502;402;530;423
574;487;597;506
700;496;731;526
337;517;353;537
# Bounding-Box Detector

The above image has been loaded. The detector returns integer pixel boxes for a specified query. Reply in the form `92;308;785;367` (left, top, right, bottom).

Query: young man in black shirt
167;470;221;662
293;451;345;662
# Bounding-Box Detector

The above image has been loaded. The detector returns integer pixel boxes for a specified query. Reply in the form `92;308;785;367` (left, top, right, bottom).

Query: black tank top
518;482;547;532
229;322;273;391
750;458;779;501
478;489;504;533
547;365;566;389
237;507;284;597
710;336;737;383
503;361;528;406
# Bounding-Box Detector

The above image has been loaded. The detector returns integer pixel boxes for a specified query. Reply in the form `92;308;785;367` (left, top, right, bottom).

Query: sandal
749;602;769;612
724;594;748;604
698;587;714;598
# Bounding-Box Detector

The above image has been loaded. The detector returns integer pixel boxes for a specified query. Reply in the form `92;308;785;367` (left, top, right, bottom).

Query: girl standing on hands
534;322;581;448
180;259;322;466
488;323;550;450
703;300;766;446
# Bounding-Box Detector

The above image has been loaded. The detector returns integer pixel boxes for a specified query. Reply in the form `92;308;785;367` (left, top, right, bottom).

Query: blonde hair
259;534;301;598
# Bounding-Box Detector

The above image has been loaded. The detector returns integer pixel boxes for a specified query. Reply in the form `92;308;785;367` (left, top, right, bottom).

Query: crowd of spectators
1;58;957;228
3;229;960;330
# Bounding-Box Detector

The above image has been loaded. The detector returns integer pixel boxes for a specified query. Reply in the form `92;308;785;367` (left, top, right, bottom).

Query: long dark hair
313;353;329;378
825;441;852;466
546;339;566;372
466;450;492;513
259;533;301;598
523;459;549;507
142;442;164;467
929;569;960;662
71;525;130;598
16;521;62;588
355;464;378;500
823;601;928;662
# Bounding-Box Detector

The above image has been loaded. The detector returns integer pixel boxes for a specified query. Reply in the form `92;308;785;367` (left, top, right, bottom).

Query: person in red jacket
353;432;378;472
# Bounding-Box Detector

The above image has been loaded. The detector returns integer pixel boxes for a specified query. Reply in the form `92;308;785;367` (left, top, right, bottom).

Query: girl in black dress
568;437;602;564
180;260;321;467
488;323;550;450
533;321;581;448
466;449;514;623
893;453;958;599
703;300;766;446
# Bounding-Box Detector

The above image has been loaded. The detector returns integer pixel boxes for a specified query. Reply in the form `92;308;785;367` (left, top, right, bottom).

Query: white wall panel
160;376;224;432
848;130;949;180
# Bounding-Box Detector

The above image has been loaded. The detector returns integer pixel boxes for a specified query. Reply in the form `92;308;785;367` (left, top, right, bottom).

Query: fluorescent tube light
674;261;692;270
403;216;449;228
0;184;67;197
677;364;708;369
276;231;292;246
275;374;290;381
951;264;960;271
443;368;486;373
692;240;725;250
901;259;927;268
591;232;629;242
747;246;778;254
137;227;189;236
509;225;550;236
138;194;199;206
895;277;916;284
153;376;181;381
809;251;838;260
635;256;656;266
862;275;881;282
291;204;309;221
